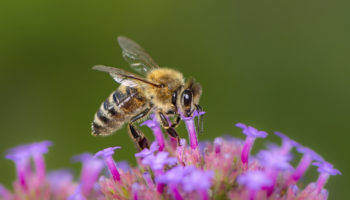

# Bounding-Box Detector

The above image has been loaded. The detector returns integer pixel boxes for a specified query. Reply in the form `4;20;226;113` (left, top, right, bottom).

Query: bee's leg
170;115;181;128
158;112;180;144
128;108;151;150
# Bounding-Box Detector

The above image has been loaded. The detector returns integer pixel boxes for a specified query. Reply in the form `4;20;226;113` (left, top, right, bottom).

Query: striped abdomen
91;86;149;136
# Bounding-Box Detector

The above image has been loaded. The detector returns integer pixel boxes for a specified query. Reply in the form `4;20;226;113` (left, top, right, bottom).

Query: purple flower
47;169;73;191
5;147;32;190
257;149;293;170
182;169;213;192
236;123;267;167
181;110;205;149
94;146;121;158
1;117;342;200
236;123;268;138
68;185;87;200
238;170;272;190
257;149;292;196
5;141;52;190
237;170;272;200
157;165;213;200
28;141;52;181
314;161;341;175
72;153;104;196
297;145;324;162
274;132;298;155
135;141;159;158
198;140;210;156
313;161;341;193
182;168;214;200
143;172;154;187
286;146;324;186
157;166;188;200
141;114;165;151
214;137;224;154
0;184;12;200
141;150;177;193
142;151;177;170
116;161;130;172
132;183;141;200
94;146;121;182
157;165;196;185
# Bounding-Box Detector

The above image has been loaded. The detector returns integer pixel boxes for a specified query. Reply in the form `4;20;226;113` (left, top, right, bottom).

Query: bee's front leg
170;115;181;128
158;112;180;144
128;108;151;150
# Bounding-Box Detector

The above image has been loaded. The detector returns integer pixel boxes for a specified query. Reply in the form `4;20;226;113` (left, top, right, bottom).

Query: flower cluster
1;111;341;200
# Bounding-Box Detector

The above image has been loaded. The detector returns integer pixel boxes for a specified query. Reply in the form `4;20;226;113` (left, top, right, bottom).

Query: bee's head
172;79;202;118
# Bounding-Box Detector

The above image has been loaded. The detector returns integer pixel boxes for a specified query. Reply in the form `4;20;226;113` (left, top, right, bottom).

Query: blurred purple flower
5;141;53;190
238;170;272;190
182;169;214;192
72;153;104;196
142;151;177;170
236;123;267;167
157;165;196;186
286;145;324;186
313;161;341;193
135;141;159;158
274;132;298;155
214;137;224;154
257;149;293;170
94;146;121;182
257;149;293;195
47;169;73;191
0;184;12;200
157;165;213;200
132;183;141;200
116;161;130;172
238;170;272;200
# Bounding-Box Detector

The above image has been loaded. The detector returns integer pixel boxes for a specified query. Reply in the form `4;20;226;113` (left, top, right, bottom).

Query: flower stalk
313;161;341;193
94;146;121;182
181;111;205;149
236;123;267;168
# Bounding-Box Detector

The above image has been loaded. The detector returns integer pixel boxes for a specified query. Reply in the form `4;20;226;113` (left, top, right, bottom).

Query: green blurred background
0;0;348;198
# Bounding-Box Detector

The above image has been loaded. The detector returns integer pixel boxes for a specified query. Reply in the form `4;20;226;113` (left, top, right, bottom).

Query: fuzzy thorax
145;68;184;112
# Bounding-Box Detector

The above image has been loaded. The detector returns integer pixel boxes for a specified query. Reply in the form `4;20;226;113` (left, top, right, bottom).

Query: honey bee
91;36;203;150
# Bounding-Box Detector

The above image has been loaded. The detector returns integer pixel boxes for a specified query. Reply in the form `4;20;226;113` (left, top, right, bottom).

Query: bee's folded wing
93;65;161;88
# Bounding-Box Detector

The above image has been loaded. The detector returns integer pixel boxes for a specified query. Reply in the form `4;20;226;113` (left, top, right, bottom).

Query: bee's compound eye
182;89;192;107
166;110;175;115
172;91;177;106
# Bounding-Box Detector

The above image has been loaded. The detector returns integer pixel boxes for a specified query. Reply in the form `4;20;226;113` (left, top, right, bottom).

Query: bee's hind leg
158;112;180;144
128;108;151;150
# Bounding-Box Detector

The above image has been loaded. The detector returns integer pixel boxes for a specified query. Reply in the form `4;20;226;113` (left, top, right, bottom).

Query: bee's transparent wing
117;36;159;75
93;65;161;88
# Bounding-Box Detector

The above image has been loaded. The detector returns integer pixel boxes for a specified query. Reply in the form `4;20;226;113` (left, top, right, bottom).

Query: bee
91;36;203;150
